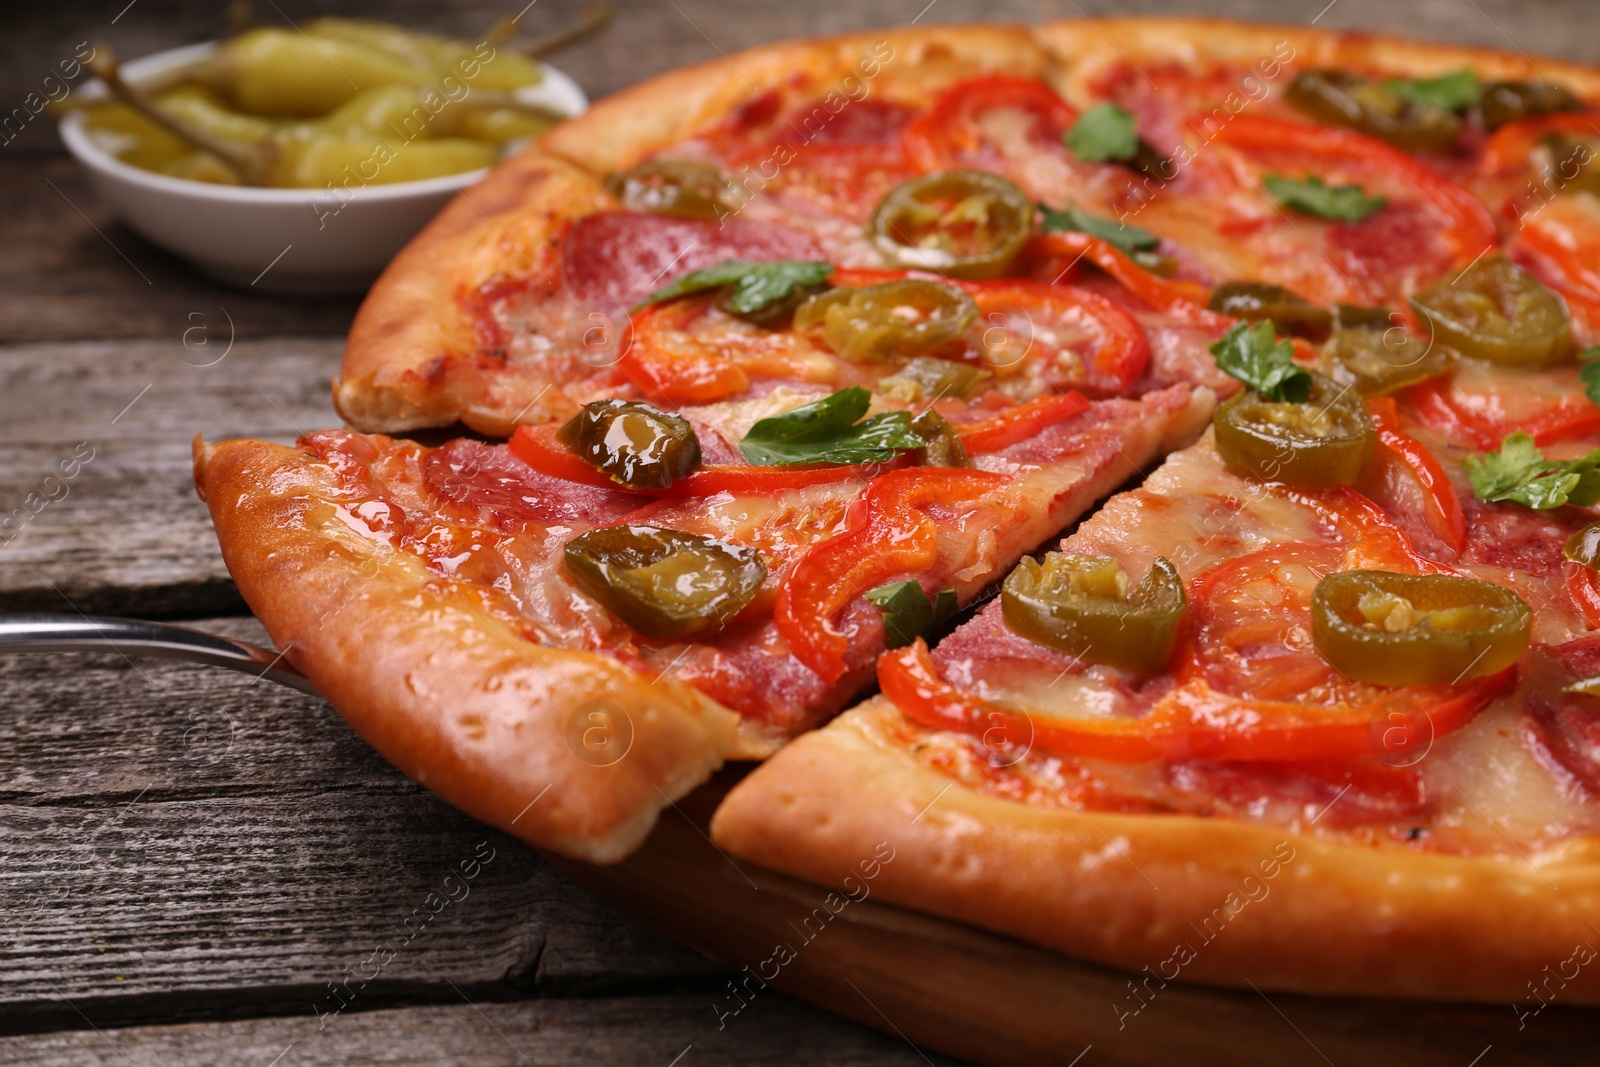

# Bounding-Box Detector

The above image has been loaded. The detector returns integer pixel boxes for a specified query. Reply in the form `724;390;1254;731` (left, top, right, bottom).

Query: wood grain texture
0;337;340;616
0;994;961;1067
7;1;1600;1062
0;620;724;1035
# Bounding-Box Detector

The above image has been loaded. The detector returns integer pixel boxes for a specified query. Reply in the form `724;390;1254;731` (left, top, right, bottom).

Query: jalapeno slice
1311;570;1531;687
1317;320;1451;395
1285;69;1462;154
908;408;969;468
1532;133;1600;197
1409;254;1571;367
795;279;979;363
877;355;992;402
1479;80;1583;132
604;158;738;220
868;170;1033;279
1334;303;1395;330
1208;281;1334;342
1001;554;1185;675
565;525;767;640
1213;372;1375;486
1565;520;1600;569
557;399;701;490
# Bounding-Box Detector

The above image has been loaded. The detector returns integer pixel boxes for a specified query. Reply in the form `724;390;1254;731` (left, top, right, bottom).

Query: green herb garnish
1039;201;1160;254
866;580;959;648
1208;320;1312;402
739;387;923;466
1063;103;1139;163
1579;346;1600;406
637;260;833;315
1465;432;1600;510
1264;173;1387;222
1385;70;1481;112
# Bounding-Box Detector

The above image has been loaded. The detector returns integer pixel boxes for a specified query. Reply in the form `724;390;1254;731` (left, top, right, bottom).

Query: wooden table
3;2;1596;1063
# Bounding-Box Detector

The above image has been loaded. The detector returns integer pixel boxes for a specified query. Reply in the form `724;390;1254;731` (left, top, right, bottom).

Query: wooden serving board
545;769;1596;1067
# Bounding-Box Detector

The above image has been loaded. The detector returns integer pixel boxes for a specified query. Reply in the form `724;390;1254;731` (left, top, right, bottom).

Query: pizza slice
195;378;1206;861
712;386;1600;1003
332;25;1249;440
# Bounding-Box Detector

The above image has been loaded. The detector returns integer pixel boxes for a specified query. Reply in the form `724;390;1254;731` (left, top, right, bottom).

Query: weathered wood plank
0;622;722;1033
0;994;965;1067
0;617;392;803
0;338;340;615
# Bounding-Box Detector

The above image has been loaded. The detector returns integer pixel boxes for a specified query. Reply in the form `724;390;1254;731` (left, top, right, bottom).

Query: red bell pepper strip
776;467;1008;683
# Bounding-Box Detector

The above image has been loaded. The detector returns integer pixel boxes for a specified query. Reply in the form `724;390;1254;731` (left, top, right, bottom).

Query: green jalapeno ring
1001;553;1186;676
794;279;979;363
1208;281;1335;342
558;399;702;490
1213;372;1376;487
1565;520;1600;570
604;158;739;220
1317;322;1453;396
1284;69;1462;154
877;355;992;402
564;525;767;641
868;170;1034;279
1531;134;1600;198
1478;80;1583;132
908;408;970;468
1409;254;1572;367
1311;570;1531;687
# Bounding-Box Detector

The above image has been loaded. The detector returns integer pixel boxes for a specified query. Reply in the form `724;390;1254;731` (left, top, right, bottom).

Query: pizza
195;17;1600;1003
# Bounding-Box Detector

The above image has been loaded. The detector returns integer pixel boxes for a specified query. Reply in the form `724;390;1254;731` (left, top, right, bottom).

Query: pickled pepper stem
89;45;276;185
516;3;614;58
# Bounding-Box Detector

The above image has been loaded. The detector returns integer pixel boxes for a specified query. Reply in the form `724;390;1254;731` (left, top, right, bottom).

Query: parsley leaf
866;580;959;648
1208;320;1312;402
1579;346;1600;406
1264;173;1387;222
1385;70;1481;112
739;387;923;466
638;260;833;315
1038;201;1160;254
1464;432;1600;509
1064;103;1139;163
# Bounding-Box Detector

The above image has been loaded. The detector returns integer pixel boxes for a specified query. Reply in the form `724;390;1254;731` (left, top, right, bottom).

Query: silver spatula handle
0;613;317;694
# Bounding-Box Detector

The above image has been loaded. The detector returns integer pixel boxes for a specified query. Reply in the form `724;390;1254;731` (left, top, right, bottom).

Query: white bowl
59;41;587;295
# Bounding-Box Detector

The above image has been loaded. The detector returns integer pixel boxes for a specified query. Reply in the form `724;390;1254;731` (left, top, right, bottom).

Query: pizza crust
712;697;1600;1004
334;149;612;436
539;24;1047;176
1037;17;1600;104
193;435;739;863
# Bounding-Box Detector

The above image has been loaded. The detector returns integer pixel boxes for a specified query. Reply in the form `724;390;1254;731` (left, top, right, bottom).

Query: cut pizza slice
712;426;1600;1003
334;26;1053;436
194;380;1208;861
333;25;1247;440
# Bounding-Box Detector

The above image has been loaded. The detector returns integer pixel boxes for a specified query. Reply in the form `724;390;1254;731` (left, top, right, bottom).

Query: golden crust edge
193;434;740;863
711;696;1600;1003
1035;16;1600;100
537;23;1047;176
335;149;614;436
